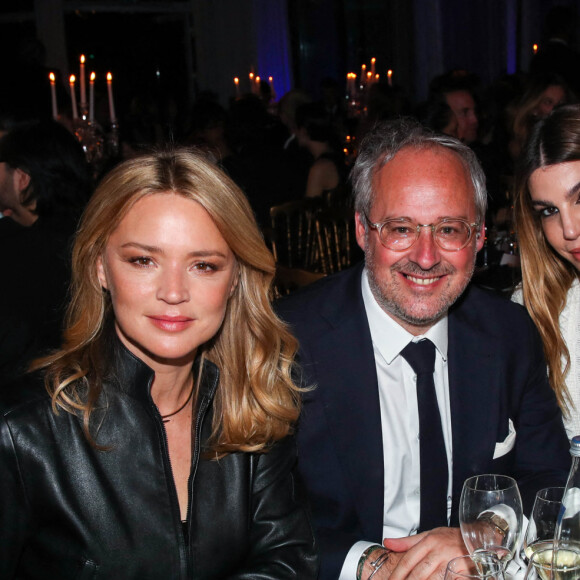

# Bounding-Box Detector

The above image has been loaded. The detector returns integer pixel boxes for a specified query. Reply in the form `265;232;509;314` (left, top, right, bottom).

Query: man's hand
381;527;467;580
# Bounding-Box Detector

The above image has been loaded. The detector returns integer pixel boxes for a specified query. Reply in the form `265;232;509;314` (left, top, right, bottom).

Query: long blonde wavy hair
514;104;580;416
35;148;300;453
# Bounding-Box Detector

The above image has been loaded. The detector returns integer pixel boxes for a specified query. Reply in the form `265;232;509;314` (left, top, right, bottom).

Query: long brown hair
35;148;300;453
514;104;580;415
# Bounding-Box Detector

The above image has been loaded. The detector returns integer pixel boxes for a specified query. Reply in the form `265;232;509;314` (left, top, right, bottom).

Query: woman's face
528;161;580;270
533;85;566;119
97;193;237;369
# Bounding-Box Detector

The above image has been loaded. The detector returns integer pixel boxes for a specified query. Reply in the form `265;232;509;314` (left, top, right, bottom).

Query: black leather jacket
0;340;318;579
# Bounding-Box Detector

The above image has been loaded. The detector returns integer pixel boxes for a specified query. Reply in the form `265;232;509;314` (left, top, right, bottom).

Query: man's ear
355;211;367;252
96;256;109;290
475;222;486;252
14;168;31;197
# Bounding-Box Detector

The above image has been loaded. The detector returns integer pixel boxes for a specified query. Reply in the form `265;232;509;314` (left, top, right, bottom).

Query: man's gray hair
351;117;487;223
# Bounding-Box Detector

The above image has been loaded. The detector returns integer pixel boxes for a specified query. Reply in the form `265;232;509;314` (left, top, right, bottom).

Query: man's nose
407;227;441;269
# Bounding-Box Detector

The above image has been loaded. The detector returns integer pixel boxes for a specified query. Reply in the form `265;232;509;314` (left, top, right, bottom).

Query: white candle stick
49;72;58;119
107;72;116;124
89;72;95;122
69;75;78;119
80;55;87;109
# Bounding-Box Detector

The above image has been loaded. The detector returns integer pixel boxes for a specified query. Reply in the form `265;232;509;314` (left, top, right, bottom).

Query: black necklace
161;380;194;423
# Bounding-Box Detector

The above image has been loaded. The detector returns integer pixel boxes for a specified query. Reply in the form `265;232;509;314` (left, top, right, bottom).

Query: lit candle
256;75;261;89
533;43;538;54
69;75;78;119
367;71;372;86
360;64;366;86
79;54;87;109
249;72;255;93
49;72;58;119
268;75;276;100
234;77;240;97
370;57;376;76
107;72;116;124
387;69;393;87
89;72;95;122
375;73;379;83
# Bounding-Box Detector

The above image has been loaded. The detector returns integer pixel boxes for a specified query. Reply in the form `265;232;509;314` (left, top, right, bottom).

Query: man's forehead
371;145;475;208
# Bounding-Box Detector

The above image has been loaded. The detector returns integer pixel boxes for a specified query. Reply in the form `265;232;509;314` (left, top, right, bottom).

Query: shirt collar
361;267;448;364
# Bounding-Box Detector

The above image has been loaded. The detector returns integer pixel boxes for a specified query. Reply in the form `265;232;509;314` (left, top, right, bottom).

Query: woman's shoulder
0;371;50;420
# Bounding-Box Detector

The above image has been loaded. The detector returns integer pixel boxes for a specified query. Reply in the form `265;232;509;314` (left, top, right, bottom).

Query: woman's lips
147;316;194;332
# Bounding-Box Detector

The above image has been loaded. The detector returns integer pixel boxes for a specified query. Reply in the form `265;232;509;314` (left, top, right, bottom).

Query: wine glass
459;474;523;565
524;546;580;580
445;553;505;579
523;487;564;562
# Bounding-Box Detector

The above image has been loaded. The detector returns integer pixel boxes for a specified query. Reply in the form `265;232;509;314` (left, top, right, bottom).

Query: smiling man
277;118;569;580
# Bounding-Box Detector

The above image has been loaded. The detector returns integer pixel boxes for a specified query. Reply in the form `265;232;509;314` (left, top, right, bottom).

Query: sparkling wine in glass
524;487;564;562
524;546;580;580
459;474;523;565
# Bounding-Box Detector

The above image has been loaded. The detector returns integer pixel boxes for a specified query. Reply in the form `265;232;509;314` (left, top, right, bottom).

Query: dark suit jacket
277;263;569;580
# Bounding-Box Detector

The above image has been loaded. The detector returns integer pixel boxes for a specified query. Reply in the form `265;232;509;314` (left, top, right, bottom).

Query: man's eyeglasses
364;215;480;252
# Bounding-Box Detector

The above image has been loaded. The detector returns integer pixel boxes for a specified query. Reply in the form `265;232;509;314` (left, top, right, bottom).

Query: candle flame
256;76;261;83
107;72;113;82
533;43;538;54
234;77;239;85
367;71;372;79
362;64;366;70
249;73;254;80
70;75;76;84
268;76;273;82
375;74;379;80
90;72;96;82
371;57;376;64
80;54;85;64
49;72;56;83
387;69;393;77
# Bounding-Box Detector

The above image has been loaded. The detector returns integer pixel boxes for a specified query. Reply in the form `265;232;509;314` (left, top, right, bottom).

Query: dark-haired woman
513;104;580;439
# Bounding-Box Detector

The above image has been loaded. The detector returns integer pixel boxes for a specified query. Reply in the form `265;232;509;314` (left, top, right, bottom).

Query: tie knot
400;339;436;376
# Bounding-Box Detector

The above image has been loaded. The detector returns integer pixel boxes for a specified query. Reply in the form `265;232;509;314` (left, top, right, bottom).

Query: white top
512;278;580;440
339;269;453;579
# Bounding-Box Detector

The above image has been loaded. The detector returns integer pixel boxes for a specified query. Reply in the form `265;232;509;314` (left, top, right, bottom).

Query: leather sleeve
0;414;31;578
228;435;319;579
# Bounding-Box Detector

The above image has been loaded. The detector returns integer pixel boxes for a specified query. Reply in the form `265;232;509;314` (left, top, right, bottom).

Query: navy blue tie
400;339;448;531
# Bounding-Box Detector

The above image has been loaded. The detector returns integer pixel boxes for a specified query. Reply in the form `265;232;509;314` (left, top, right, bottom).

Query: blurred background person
0;119;92;383
507;73;572;162
295;101;347;200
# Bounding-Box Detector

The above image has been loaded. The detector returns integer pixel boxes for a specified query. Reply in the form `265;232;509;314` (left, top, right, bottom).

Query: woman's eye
193;262;216;272
129;256;154;267
540;206;558;218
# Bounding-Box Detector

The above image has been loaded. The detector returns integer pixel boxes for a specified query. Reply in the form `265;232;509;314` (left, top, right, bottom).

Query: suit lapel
311;266;385;539
448;288;500;523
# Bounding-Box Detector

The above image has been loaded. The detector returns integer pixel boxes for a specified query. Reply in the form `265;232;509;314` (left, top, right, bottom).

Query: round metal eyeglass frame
364;214;480;252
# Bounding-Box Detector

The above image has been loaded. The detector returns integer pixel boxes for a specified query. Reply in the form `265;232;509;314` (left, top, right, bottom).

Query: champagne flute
459;474;523;564
524;487;564;562
445;553;505;579
524;546;580;580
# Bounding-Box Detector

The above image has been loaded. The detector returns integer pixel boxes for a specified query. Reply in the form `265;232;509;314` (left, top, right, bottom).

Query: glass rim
462;474;518;492
534;486;565;504
446;553;503;577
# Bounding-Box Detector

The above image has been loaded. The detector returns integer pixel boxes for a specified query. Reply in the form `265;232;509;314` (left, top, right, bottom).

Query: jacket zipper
155;370;218;579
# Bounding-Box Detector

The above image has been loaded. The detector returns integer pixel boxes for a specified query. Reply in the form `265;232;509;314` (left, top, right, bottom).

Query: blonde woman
513;104;580;440
0;149;318;578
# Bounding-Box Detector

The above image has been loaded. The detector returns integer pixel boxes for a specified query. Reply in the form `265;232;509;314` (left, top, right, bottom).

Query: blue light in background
253;0;293;98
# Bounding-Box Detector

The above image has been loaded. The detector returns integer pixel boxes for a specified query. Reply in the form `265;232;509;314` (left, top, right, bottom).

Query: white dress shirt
339;269;454;579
